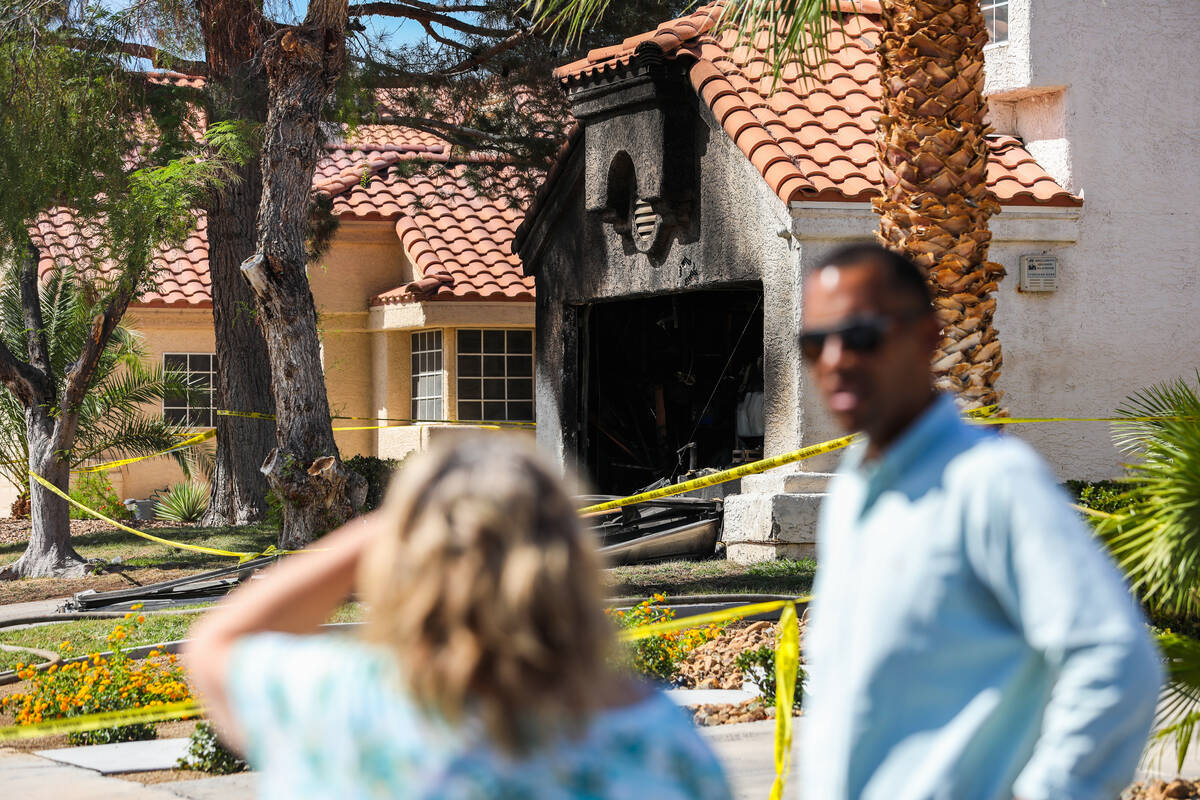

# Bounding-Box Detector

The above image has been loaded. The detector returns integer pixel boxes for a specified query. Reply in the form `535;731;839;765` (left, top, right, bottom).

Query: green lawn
0;602;366;672
0;523;280;573
605;557;817;599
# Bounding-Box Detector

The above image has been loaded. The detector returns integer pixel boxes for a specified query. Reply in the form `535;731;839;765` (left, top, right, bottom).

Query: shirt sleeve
963;443;1163;800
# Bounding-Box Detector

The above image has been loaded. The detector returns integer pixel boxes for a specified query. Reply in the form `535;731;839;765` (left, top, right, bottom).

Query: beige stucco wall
0;217;534;515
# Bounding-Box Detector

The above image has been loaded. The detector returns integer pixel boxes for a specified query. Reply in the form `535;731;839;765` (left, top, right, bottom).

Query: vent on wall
1019;254;1058;292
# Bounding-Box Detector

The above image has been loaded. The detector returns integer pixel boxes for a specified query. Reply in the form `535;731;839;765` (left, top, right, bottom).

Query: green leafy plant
69;472;131;520
1092;373;1200;769
344;454;408;511
0;264;198;499
735;644;805;708
1065;480;1137;515
154;482;211;523
177;721;247;774
264;488;284;530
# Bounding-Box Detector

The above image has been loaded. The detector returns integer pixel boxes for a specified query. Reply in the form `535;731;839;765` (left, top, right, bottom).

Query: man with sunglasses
798;243;1161;800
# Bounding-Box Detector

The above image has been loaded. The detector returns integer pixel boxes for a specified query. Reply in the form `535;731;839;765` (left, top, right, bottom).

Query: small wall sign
1019;254;1058;292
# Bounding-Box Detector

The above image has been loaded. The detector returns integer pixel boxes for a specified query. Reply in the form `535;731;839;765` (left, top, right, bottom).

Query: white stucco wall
982;0;1200;479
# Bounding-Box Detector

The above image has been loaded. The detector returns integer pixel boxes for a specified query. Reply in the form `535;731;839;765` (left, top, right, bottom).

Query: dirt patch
0;567;207;606
116;765;216;785
1126;780;1200;799
677;620;780;690
0;519;189;547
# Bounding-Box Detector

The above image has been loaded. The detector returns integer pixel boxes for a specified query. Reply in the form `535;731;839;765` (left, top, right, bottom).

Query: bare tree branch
58;34;210;75
17;237;49;376
347;1;516;38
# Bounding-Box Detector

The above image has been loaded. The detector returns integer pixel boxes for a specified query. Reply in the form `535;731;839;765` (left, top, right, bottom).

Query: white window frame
162;352;216;428
456;329;534;423
981;0;1009;44
410;330;444;422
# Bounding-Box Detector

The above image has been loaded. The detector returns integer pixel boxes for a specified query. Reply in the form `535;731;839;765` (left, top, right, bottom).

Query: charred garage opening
578;287;764;496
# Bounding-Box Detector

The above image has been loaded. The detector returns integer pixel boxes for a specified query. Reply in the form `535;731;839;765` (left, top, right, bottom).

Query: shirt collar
845;393;962;491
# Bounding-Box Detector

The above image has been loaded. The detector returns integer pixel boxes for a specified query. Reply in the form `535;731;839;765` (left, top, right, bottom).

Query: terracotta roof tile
370;166;533;305
554;2;1078;207
33;123;532;308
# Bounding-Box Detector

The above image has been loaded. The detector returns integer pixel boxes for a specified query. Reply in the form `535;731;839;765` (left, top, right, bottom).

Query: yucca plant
0;264;197;506
1094;373;1200;769
154;481;211;523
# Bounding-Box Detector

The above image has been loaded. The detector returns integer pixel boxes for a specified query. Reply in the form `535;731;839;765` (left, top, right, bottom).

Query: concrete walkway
0;597;68;625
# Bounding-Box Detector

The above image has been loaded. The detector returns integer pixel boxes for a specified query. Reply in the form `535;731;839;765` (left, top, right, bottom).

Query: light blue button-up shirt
801;395;1162;800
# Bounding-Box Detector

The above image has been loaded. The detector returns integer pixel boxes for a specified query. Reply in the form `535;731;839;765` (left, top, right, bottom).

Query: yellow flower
136;615;145;624
130;603;143;611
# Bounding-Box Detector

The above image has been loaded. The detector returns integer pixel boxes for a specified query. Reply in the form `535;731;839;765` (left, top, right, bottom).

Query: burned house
514;2;1085;561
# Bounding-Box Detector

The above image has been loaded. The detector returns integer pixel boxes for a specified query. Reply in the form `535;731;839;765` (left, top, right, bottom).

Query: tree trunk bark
203;149;276;526
0;409;85;578
244;14;364;549
197;0;276;526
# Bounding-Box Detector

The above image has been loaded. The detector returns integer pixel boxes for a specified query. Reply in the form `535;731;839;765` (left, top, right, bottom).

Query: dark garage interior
577;285;764;496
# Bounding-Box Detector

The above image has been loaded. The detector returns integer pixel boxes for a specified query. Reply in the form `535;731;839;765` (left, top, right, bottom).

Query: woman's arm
183;512;382;750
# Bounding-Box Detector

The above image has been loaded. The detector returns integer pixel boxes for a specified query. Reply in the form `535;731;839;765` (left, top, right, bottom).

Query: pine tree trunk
0;408;85;578
197;0;276;526
243;12;364;549
873;0;1005;410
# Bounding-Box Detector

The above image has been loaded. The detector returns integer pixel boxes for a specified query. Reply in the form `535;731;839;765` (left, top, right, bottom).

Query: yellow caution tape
73;428;215;474
0;700;202;742
217;409;535;429
581;435;859;515
770;602;800;800
617;597;808;641
29;471;282;560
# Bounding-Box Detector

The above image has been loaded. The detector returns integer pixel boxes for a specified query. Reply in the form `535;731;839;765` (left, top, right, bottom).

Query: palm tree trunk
242;6;364;549
873;0;1005;410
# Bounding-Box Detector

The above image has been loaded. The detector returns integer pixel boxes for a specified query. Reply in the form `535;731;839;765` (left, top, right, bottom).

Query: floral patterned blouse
229;633;733;800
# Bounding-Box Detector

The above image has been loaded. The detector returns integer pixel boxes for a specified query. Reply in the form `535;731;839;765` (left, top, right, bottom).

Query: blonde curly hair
357;435;615;752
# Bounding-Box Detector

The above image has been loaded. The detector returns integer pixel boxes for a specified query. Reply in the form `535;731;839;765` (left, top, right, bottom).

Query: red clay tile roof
369;167;533;304
32;122;533;307
555;1;1079;207
32;208;211;308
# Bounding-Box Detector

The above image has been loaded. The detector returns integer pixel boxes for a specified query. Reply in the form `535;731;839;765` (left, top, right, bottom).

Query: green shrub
177;721;247;774
344;454;407;511
154;482;210;523
1064;479;1136;515
69;472;130;520
735;645;805;708
264;488;283;529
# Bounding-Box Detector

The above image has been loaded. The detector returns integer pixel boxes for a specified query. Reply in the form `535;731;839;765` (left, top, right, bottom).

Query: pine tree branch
347;1;516;38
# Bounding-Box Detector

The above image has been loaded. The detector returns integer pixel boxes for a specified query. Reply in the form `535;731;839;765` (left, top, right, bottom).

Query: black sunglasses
798;314;908;361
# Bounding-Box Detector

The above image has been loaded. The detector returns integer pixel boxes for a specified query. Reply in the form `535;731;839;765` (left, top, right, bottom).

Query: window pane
483;401;506;421
507;330;532;353
483;355;505;377
165;388;187;406
509;401;534;422
507;355;532;378
459;401;482;421
190;354;212;372
483;378;506;400
459;355;481;377
164;407;189;424
189;372;212;390
508;378;533;401
164;354;187;371
197;409;214;427
483;330;505;353
459;379;481;400
458;330;481;353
